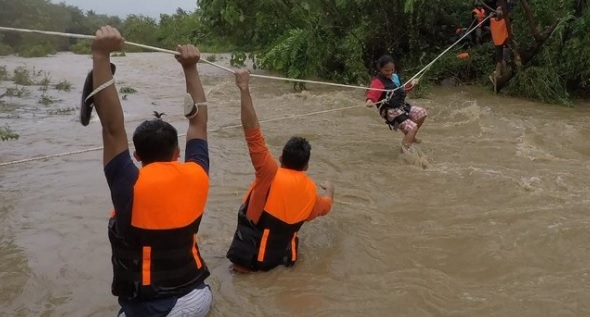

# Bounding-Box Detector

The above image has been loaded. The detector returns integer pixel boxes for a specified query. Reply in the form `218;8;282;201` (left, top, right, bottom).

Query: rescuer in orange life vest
471;2;486;44
490;6;511;85
226;69;336;272
86;26;213;317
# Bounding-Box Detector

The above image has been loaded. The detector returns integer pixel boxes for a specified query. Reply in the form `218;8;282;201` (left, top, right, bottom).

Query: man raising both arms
88;26;213;317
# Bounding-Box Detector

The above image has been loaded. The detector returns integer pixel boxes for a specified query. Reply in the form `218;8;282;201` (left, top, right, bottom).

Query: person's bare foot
401;141;412;152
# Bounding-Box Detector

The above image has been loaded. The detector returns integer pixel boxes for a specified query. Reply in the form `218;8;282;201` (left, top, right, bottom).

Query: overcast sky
50;0;199;19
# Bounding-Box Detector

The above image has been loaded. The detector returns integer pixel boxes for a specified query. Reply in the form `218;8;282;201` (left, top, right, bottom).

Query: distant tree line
1;0;588;104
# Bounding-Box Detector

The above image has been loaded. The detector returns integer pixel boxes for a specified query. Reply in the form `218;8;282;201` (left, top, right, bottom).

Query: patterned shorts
386;105;428;134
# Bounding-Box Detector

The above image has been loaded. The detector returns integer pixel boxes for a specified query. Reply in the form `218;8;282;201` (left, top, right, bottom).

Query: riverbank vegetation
0;0;588;105
0;63;78;140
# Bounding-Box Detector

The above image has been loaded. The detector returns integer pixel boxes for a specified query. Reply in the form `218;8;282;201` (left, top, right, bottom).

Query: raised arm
176;45;208;142
235;70;259;130
234;69;278;179
91;26;128;167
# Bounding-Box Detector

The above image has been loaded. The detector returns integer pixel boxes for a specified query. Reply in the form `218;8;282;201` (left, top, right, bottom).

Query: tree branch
517;0;542;40
575;0;587;16
496;0;521;63
539;19;561;41
477;0;495;12
495;18;561;91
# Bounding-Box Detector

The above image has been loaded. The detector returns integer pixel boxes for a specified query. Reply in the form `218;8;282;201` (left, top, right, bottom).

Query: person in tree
489;6;514;88
471;1;487;44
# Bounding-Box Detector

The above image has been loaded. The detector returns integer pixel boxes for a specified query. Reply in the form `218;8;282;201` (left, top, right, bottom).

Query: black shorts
392;113;410;125
495;44;506;63
383;104;412;125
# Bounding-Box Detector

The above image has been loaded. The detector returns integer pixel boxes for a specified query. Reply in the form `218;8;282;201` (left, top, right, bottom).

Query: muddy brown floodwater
1;52;589;317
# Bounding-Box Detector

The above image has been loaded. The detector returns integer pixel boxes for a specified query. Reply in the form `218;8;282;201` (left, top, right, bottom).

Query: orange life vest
472;8;486;23
457;52;470;59
490;18;509;45
226;167;317;271
109;161;210;300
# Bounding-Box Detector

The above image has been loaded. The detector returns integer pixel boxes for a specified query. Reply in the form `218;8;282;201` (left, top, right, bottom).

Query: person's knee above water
226;70;335;273
86;26;213;317
364;55;428;149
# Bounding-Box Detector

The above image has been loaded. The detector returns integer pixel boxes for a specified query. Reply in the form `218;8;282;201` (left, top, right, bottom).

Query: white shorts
118;285;213;317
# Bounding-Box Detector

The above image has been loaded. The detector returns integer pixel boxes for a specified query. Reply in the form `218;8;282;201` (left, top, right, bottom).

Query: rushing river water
0;52;589;317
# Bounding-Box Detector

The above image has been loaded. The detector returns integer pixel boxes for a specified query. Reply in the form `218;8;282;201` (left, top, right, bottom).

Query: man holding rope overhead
471;1;487;44
226;69;335;273
86;26;212;317
365;55;428;150
490;6;511;87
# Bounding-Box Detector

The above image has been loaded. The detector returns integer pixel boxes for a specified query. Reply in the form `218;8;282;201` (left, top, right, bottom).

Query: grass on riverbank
0;64;80;141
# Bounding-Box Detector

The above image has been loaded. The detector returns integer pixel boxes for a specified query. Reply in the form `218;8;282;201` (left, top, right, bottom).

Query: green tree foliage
0;0;123;56
506;0;590;102
156;9;219;51
198;0;486;85
0;0;214;54
198;0;588;102
0;0;588;103
120;15;160;51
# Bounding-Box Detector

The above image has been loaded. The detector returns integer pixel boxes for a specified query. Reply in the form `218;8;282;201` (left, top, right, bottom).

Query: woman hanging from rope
365;55;428;150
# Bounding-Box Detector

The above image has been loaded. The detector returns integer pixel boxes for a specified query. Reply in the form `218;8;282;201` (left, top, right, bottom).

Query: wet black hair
377;55;395;69
153;111;166;119
281;136;311;171
132;111;178;165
